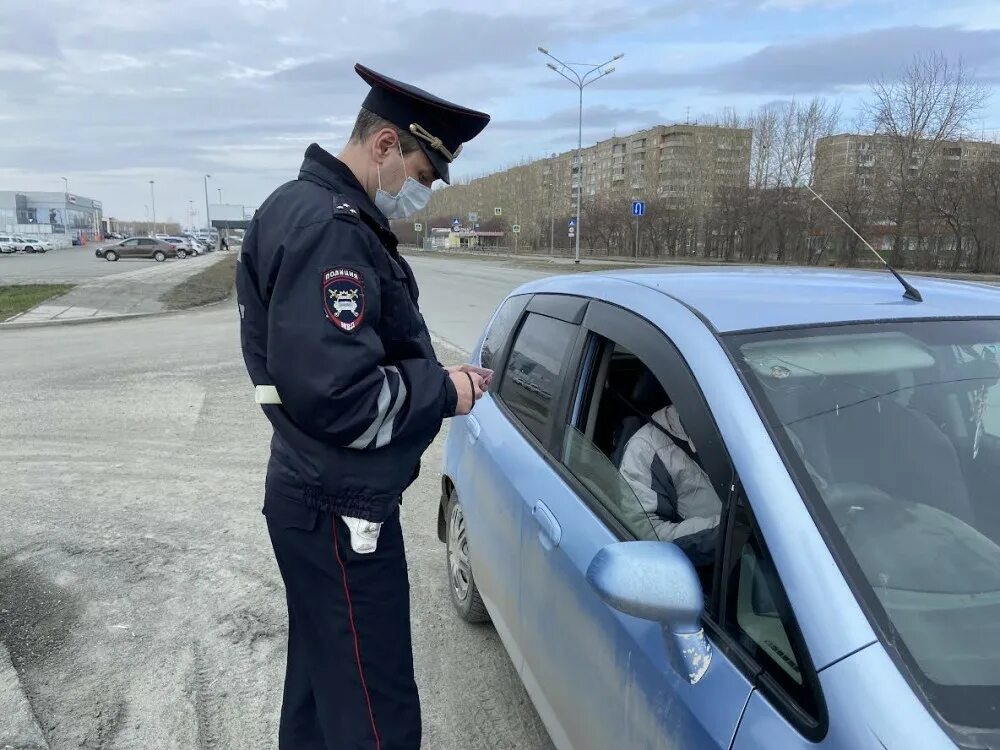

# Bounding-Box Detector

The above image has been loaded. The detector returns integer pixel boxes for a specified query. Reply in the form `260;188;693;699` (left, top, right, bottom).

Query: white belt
255;385;282;404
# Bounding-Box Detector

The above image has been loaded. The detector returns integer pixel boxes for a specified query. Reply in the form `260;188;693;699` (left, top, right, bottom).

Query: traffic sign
512;224;521;234
632;200;645;217
568;218;577;228
414;222;423;232
494;207;502;216
468;212;478;223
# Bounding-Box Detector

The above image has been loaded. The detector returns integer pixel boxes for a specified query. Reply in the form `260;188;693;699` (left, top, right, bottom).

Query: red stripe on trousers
332;517;382;749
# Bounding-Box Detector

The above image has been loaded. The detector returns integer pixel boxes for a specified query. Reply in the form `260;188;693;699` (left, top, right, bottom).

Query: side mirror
587;542;712;684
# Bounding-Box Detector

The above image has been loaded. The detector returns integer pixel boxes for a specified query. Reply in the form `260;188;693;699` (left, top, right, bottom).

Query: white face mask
374;143;432;219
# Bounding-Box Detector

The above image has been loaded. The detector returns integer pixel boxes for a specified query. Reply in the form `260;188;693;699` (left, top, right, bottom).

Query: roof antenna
806;185;922;302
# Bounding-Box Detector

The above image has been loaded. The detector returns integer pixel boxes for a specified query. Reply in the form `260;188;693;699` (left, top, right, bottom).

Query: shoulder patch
322;267;366;333
332;195;360;223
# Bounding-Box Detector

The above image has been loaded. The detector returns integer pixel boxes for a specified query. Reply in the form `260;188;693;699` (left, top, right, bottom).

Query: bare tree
864;52;989;267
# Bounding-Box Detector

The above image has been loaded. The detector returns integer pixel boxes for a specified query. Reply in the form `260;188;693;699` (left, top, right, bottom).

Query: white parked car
184;236;207;255
161;236;193;258
13;236;49;253
0;235;17;253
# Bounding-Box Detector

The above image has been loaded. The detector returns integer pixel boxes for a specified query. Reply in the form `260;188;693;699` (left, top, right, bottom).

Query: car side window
723;492;821;725
558;336;723;572
498;312;576;445
481;295;530;370
124;239;139;247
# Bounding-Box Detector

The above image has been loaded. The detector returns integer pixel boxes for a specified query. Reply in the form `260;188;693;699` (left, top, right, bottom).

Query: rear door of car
483;294;588;745
446;293;535;661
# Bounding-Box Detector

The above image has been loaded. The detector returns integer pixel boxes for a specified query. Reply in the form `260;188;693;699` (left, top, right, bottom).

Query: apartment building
420;123;752;233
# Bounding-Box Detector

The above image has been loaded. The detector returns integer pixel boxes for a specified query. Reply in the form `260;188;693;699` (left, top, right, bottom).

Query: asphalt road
0;244;194;285
0;256;555;749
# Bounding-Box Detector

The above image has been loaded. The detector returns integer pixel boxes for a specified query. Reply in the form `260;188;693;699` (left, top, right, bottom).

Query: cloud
493;105;665;132
603;25;1000;94
0;0;998;224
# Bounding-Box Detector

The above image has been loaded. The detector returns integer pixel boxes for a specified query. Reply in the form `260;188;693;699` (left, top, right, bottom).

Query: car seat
610;369;669;468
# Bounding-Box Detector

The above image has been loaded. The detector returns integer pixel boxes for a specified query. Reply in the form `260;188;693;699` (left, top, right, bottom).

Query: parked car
161;236;193;258
12;236;48;253
0;235;18;253
184;236;208;255
440;268;1000;750
96;238;177;262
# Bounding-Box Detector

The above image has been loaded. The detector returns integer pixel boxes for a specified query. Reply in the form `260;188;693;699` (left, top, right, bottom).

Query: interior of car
561;341;722;573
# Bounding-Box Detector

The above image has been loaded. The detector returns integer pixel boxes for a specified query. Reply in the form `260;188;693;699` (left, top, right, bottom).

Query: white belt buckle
342;516;383;554
255;385;282;404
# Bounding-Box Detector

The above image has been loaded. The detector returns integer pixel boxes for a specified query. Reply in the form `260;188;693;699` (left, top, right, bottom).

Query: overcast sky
1;0;998;225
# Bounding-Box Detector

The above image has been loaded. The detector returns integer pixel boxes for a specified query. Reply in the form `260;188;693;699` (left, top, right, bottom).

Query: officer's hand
446;364;494;389
450;371;487;416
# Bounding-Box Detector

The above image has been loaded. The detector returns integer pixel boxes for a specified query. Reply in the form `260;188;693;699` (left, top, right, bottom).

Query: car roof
526;266;1000;333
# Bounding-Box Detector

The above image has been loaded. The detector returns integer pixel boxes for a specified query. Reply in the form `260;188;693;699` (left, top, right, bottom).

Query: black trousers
266;498;421;749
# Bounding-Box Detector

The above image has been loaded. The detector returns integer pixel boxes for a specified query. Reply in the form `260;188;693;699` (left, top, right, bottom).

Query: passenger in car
619;405;722;565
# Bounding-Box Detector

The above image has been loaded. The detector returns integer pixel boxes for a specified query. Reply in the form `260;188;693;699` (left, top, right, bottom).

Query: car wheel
445;491;490;623
177;250;187;259
105;250;119;262
154;250;166;262
24;246;34;253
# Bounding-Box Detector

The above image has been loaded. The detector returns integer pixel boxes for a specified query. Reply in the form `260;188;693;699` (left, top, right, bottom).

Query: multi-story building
0;190;103;243
419;123;752;239
813;133;1000;197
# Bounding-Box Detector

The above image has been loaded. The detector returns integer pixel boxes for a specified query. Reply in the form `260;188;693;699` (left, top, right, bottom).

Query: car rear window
499;312;576;445
481;295;529;370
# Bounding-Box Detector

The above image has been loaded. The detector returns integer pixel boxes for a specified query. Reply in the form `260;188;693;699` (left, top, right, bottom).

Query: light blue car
438;267;1000;750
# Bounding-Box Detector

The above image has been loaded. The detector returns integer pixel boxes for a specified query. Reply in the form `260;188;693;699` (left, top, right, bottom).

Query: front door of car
516;300;753;750
120;239;141;257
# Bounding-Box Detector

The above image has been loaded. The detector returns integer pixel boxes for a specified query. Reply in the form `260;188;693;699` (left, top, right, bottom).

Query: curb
0;644;48;750
0;295;235;332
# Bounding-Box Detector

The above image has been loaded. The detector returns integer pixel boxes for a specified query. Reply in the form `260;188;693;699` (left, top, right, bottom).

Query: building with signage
0;190;103;243
208;202;256;232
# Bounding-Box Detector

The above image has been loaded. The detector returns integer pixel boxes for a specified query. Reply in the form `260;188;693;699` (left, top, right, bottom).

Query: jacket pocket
380;258;418;341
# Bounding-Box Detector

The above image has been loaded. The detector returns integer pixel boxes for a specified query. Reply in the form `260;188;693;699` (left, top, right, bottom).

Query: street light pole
149;180;156;235
217;188;222;204
203;174;212;235
539;47;623;264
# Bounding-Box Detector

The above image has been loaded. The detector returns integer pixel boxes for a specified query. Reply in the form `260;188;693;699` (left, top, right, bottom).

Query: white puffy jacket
619;405;722;563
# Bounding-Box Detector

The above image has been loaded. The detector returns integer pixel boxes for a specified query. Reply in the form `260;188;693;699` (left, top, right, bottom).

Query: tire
105;250;119;262
154;250;166;262
445;491;490;623
23;246;34;253
177;250;187;259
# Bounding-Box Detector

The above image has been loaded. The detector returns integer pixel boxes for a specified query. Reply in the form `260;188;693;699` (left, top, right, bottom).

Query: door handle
465;414;481;444
532;501;562;550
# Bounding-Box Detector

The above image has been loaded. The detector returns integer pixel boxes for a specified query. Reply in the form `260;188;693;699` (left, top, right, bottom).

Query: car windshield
728;318;1000;731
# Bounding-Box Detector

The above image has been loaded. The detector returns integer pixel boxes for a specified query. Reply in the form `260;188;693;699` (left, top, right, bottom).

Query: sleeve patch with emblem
322;267;366;333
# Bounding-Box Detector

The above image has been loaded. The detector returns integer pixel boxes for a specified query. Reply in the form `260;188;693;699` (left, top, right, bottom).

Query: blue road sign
632;200;645;217
568;218;577;228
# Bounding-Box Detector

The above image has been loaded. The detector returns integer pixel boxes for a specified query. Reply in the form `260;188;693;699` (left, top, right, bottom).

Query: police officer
236;63;491;749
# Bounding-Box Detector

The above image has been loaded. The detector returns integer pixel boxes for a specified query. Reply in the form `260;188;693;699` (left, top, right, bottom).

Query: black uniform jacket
237;143;457;522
